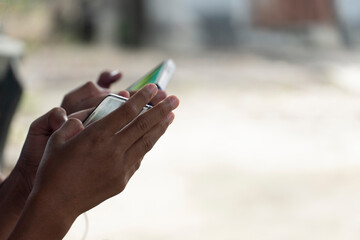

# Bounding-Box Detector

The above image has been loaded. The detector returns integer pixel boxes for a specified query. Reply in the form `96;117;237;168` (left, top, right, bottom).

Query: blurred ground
4;44;360;240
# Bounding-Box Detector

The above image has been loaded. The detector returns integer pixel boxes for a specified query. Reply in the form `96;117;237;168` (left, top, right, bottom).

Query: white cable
82;213;89;240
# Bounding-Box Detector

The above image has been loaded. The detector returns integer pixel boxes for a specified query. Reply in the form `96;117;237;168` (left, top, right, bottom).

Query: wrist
29;188;78;226
0;169;35;239
8;191;77;240
0;169;31;216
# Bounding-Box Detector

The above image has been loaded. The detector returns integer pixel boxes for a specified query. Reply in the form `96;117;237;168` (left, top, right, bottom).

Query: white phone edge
83;94;151;127
157;59;176;90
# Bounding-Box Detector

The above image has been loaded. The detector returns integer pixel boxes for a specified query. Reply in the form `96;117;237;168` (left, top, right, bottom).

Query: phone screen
83;94;152;127
127;65;162;91
83;95;126;126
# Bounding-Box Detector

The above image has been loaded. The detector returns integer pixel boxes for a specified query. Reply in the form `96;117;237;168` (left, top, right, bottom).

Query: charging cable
82;213;89;240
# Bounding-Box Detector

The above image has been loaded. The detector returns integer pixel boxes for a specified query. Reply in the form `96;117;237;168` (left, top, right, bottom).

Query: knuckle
103;147;117;161
30;107;66;132
158;121;169;134
49;129;62;143
137;90;151;104
99;71;110;79
115;177;127;193
62;93;70;102
123;103;139;118
61;94;71;106
158;105;169;118
66;118;85;133
134;162;141;171
84;81;96;89
84;81;100;95
67;117;82;126
29;119;38;131
142;134;154;152
50;107;66;117
88;130;107;146
135;117;151;132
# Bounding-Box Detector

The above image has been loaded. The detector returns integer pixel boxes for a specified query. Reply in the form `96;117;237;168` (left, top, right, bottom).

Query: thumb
53;118;84;143
29;107;67;136
97;70;122;88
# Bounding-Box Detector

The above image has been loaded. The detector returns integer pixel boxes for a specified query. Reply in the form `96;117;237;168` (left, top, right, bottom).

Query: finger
93;84;158;135
68;108;94;122
48;108;68;131
52;118;84;143
29;107;67;136
115;95;179;148
124;112;175;167
65;81;103;102
128;91;136;97
97;70;122;88
129;90;166;106
61;81;105;115
150;90;167;106
118;90;130;98
74;93;109;111
110;70;122;81
97;71;111;88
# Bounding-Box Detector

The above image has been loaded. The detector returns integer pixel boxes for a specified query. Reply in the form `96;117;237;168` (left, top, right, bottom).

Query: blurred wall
3;0;360;50
335;0;360;24
335;0;360;46
144;0;251;49
143;0;360;50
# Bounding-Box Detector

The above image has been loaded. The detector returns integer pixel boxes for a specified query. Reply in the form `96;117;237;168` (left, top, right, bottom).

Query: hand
0;108;66;240
61;70;168;116
61;71;130;115
9;84;179;239
14;108;67;195
0;108;92;240
12;108;93;201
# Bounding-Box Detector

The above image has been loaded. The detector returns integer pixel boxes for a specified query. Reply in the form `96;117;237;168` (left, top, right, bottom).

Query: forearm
8;192;76;240
0;171;5;183
0;170;31;239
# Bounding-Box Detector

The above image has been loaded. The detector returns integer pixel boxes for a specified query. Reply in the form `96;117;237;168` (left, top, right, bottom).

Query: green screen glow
128;65;162;91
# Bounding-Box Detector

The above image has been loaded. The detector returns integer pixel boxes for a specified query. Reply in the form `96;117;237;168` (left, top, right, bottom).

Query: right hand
30;84;179;221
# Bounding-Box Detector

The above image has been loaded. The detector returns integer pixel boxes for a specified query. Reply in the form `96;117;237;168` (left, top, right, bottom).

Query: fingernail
118;90;130;98
169;96;179;108
145;84;157;94
167;113;175;124
54;114;68;130
110;70;120;77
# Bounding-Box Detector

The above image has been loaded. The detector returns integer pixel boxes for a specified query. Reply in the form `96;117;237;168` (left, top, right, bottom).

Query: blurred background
2;0;360;239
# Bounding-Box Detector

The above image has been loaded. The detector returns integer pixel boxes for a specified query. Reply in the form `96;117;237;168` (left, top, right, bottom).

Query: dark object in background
200;14;238;47
79;0;95;43
0;62;22;168
52;0;145;46
119;0;145;46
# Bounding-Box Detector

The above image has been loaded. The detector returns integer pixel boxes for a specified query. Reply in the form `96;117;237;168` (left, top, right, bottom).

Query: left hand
8;108;91;207
61;71;169;115
13;71;120;197
0;107;66;239
61;71;130;115
0;107;92;240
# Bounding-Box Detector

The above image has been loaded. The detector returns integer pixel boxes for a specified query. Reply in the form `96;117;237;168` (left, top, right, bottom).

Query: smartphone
83;94;152;127
127;59;176;91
